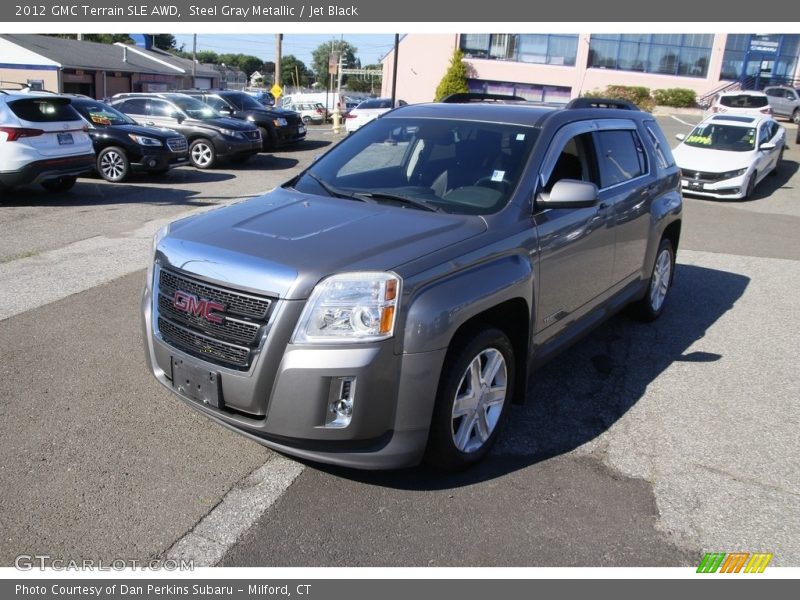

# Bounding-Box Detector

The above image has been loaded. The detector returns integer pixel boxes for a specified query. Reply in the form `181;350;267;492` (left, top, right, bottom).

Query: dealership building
381;33;800;104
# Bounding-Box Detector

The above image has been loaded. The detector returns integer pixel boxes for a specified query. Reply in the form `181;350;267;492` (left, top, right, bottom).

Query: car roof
705;114;772;126
384;101;592;128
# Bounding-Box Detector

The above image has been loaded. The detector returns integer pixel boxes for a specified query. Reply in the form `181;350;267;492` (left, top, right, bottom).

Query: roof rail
440;92;527;103
565;97;639;111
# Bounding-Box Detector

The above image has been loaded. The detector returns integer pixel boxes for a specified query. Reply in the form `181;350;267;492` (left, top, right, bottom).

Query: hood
158;187;486;300
673;144;754;172
111;123;181;138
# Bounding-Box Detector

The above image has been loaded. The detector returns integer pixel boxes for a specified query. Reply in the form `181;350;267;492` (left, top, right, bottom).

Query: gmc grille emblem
172;290;225;324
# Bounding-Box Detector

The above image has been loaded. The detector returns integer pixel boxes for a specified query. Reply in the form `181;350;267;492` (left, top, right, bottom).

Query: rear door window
595;129;647;188
115;98;148;115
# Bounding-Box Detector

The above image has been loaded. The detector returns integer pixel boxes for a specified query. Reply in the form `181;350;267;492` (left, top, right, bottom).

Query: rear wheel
97;147;130;182
41;176;77;193
189;138;216;169
792;108;800;125
426;328;515;470
630;237;674;322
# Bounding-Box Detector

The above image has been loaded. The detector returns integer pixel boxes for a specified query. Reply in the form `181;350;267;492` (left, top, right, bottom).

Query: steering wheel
474;175;512;194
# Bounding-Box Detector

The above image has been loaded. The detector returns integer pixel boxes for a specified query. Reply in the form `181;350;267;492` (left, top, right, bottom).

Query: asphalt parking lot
1;116;798;568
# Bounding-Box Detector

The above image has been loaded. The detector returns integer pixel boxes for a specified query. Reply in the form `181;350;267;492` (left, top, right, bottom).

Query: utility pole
275;34;283;88
192;34;197;86
391;34;399;106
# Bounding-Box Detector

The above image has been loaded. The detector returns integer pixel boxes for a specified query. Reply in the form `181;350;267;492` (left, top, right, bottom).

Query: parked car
763;85;800;124
69;97;188;182
0;91;94;193
110;93;261;169
142;95;683;470
673;114;785;200
708;91;772;117
283;101;326;125
176;90;305;151
344;97;407;133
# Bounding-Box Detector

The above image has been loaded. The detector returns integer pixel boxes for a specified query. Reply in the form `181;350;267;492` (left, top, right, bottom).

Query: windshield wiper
305;172;374;203
355;191;444;213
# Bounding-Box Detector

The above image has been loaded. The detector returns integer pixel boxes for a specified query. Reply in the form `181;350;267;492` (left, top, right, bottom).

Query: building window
720;34;800;84
588;34;713;78
460;34;578;67
467;79;571;103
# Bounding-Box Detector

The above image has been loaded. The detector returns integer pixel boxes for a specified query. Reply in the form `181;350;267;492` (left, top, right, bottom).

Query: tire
41;176;77;193
189;138;216;169
426;328;515;470
259;127;275;152
97;146;130;182
792;109;800;125
630;237;674;322
302;115;312;125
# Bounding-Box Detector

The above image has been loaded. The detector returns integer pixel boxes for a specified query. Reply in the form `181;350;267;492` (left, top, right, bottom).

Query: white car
673;114;785;200
708;91;772;117
344;98;406;134
0;92;94;193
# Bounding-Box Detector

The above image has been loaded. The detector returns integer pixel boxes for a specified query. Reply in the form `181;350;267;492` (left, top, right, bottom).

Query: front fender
401;253;533;355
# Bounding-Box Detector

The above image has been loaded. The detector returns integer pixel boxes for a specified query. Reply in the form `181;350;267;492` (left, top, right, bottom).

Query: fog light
326;376;355;428
148;158;158;168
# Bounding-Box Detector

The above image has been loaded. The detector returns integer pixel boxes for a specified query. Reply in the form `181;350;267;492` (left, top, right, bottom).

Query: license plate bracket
171;357;222;408
57;132;74;145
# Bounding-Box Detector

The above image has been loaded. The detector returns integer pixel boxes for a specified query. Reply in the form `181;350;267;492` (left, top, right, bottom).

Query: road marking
164;455;304;566
670;114;699;127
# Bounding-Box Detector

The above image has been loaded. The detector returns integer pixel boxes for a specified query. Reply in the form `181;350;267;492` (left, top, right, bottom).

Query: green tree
151;34;177;51
434;49;470;101
311;40;358;88
281;55;313;88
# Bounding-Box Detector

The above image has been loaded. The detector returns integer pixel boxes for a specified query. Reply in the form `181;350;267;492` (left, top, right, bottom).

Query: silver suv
764;85;800;124
142;96;683;470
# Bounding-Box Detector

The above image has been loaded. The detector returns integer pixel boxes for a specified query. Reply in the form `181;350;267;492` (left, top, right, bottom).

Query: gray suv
142;96;683;470
764;85;800;124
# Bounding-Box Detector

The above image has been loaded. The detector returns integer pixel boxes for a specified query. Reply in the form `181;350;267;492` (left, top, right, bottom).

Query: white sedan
672;114;785;200
344;98;406;134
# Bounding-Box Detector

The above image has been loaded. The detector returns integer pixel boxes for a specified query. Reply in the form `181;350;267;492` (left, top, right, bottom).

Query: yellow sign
271;83;283;99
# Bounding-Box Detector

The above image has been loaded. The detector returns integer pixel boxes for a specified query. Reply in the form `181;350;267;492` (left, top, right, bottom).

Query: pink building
382;34;800;104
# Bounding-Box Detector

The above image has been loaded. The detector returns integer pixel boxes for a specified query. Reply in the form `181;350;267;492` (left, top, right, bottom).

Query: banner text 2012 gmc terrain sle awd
142;96;683;470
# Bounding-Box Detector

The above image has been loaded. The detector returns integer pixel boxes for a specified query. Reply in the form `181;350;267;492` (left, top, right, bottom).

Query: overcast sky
173;34;397;68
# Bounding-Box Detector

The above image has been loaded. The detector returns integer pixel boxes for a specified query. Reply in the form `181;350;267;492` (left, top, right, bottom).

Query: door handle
598;201;609;210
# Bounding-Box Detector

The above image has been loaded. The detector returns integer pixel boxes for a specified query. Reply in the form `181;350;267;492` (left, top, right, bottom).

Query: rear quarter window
8;98;80;122
644;121;676;169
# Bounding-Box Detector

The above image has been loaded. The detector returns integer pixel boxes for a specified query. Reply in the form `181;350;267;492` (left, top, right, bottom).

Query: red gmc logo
172;290;225;324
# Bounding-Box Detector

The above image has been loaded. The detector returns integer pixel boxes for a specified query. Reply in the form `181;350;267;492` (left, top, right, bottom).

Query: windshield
226;92;265;111
288;117;537;215
169;95;222;119
684;123;756;152
74;102;135;126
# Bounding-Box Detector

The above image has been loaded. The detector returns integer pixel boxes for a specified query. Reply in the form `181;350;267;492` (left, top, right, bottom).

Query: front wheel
97;146;130;182
792;108;800;125
189;138;216;169
630;237;674;322
426;328;515;470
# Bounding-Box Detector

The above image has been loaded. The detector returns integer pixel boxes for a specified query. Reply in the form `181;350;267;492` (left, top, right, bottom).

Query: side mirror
537;179;599;209
759;142;776;151
675;133;686;141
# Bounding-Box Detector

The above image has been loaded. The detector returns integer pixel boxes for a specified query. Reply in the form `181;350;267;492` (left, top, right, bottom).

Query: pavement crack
693;462;800;499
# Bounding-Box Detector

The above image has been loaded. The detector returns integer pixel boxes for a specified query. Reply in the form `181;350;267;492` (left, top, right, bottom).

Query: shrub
652;88;697;108
583;85;656;112
434;49;470;102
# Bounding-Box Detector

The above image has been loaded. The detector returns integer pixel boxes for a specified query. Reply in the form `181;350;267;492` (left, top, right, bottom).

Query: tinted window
115;98;148;115
720;94;769;108
203;96;231;112
644;121;676;169
149;100;178;118
358;99;392;109
222;92;263;110
543;133;599;191
8;98;80;122
74;101;135;126
595;130;646;187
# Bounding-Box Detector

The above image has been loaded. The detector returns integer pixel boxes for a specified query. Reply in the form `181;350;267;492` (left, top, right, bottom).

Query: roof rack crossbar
565;97;639;111
440;92;527;104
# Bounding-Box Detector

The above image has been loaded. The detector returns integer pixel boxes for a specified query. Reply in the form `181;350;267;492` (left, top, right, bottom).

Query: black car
177;90;306;151
109;93;262;169
69;98;188;182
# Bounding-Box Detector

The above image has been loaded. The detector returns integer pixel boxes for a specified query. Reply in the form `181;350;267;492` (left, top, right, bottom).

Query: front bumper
130;149;189;173
680;174;748;199
274;123;306;147
213;135;262;158
141;266;446;469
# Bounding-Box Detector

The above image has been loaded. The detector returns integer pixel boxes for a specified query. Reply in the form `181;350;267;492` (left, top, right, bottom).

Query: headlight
273;118;288;127
292;272;401;344
719;168;748;180
220;128;245;139
129;134;162;147
146;224;170;287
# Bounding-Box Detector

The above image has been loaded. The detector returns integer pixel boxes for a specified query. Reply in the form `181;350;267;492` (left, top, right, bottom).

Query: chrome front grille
156;268;274;369
681;169;728;183
166;137;188;153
